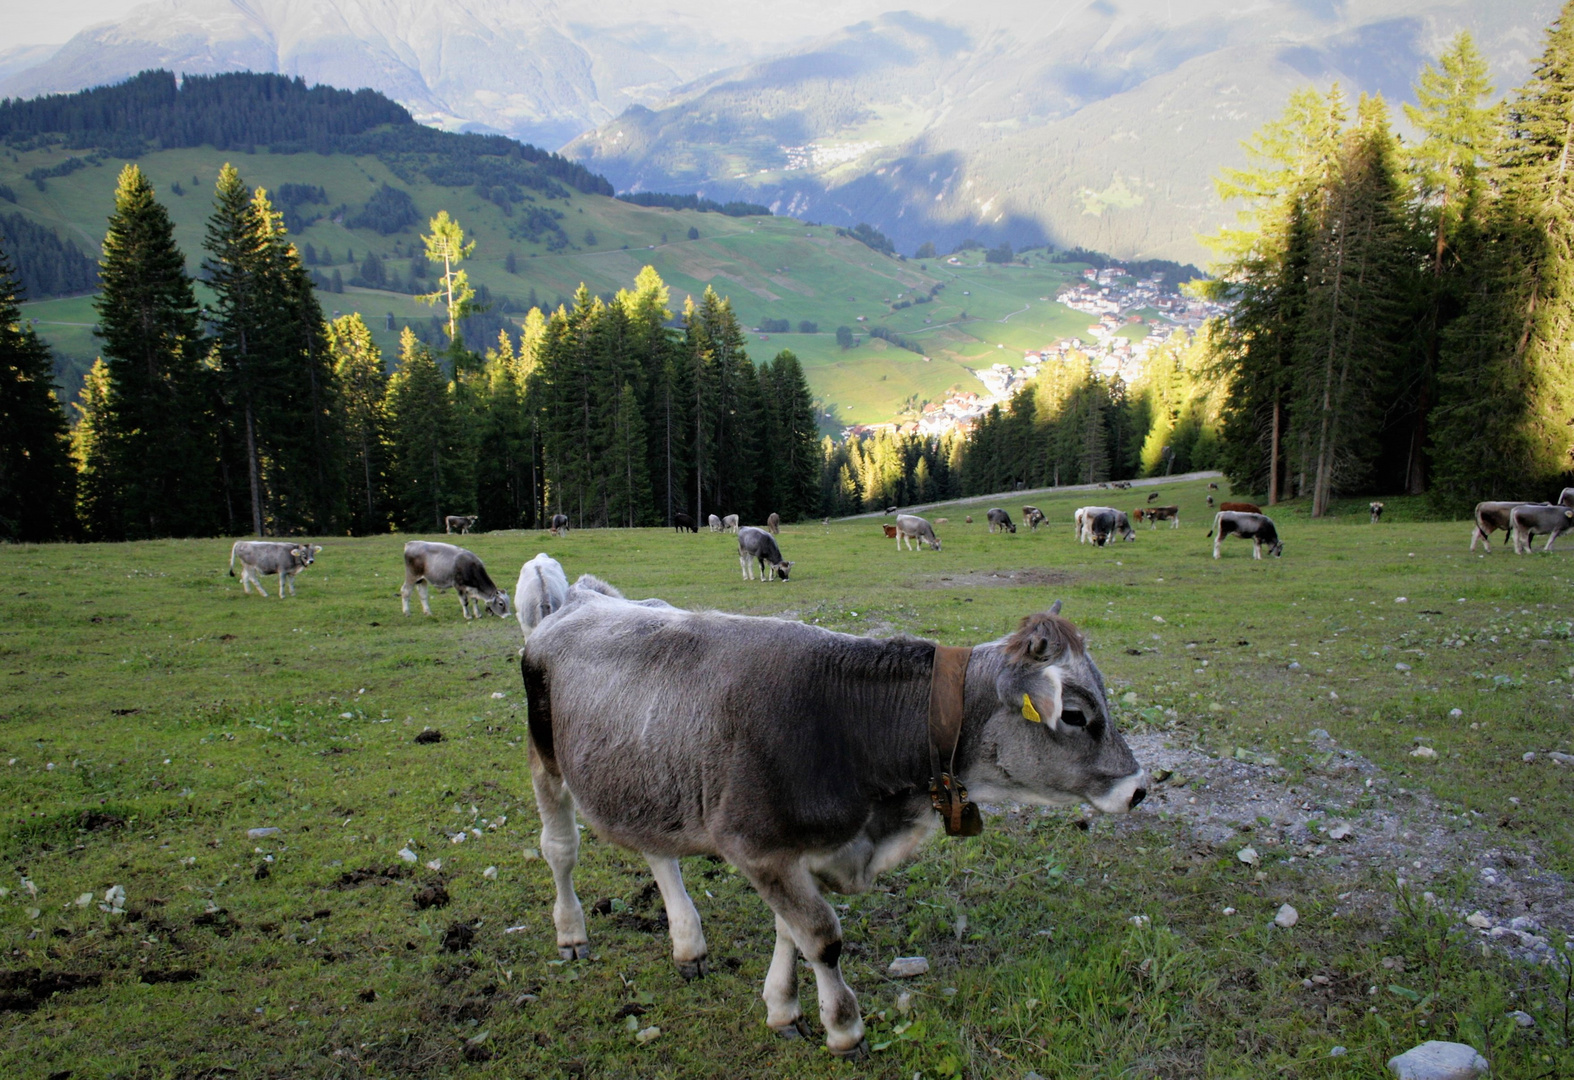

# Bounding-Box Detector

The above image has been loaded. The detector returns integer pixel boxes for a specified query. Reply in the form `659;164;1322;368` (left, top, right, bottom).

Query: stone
888;956;930;978
1129;915;1150;927
1386;1040;1488;1080
1523;752;1537;763
1288;662;1302;671
1410;746;1437;759
1550;751;1574;765
635;1026;661;1044
1465;911;1492;929
1448;709;1463;719
1327;822;1353;841
1395;662;1412;672
1330;1046;1348;1057
1275;904;1299;928
1509;1010;1534;1027
1236;846;1259;865
397;847;418;863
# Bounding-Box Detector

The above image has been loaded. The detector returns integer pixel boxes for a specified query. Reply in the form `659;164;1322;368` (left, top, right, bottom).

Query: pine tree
1432;3;1574;508
327;313;388;534
0;243;75;541
94;163;216;539
386;328;466;532
762;350;821;520
475;330;533;530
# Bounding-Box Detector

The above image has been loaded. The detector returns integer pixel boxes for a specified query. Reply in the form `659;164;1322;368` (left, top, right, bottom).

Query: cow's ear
1001;666;1063;726
313;545;323;552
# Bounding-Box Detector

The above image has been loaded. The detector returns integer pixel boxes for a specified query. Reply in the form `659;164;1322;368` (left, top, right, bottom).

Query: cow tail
523;654;555;766
227;545;236;576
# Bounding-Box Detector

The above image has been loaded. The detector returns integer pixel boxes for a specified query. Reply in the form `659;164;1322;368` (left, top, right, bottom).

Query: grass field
4;477;1572;1078
7;143;1121;424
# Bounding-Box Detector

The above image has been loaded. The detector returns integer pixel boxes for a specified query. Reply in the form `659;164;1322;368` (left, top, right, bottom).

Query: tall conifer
0;244;75;541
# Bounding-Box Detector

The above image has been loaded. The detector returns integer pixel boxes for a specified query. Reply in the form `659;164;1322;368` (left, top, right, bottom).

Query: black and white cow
1208;511;1283;559
674;513;698;533
401;541;509;618
1470;501;1532;552
515;553;569;638
1369;502;1384;524
722;514;741;533
445;515;478;535
1087;508;1135;546
1511;503;1574;554
986;508;1016;534
738;526;792;581
520;597;1145;1056
894;514;941;551
228;541;321;599
1022;506;1046;530
549;513;571;536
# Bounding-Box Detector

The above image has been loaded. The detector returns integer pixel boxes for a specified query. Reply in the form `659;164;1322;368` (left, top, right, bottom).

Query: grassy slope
5;143;1107;425
2;480;1571;1078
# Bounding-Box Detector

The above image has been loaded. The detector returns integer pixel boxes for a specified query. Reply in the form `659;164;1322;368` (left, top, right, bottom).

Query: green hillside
6;144;1115;427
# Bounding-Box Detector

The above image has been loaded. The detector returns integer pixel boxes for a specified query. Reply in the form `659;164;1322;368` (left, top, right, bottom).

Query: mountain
568;0;1562;261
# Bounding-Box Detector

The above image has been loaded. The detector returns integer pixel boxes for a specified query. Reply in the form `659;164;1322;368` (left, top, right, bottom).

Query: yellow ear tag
1022;693;1042;723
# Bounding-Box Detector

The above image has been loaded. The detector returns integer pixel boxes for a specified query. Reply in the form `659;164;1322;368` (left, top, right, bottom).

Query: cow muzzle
1089;770;1148;814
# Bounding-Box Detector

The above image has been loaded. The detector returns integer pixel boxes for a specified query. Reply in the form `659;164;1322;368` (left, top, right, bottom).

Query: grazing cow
895;514;942;551
1207;482;1219;490
1022;506;1046;530
1470;501;1532;552
1206;495;1214;508
1208;512;1283;559
1087;508;1135;546
1140;506;1180;529
1561;488;1574;509
1218;501;1261;515
516;553;569;639
1511;504;1574;553
739;526;793;581
1112;480;1132;489
964;515;973;524
1146;491;1159;503
549;513;571;536
674;513;699;533
1073;506;1093;543
884;506;898;515
445;514;479;535
520;597;1146;1056
228;541;321;599
882;524;898;538
767;512;781;535
708;514;723;532
723;514;741;533
986;508;1016;534
401;541;509;618
1369;502;1385;524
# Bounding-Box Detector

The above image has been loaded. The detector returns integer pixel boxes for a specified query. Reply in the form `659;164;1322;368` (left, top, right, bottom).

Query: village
855;266;1230;440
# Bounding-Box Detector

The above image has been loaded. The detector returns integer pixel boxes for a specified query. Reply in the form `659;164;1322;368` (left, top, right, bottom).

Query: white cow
516;553;570;638
401;541;509;619
894;514;941;551
228;541;321;599
722;514;740;533
1511;504;1574;553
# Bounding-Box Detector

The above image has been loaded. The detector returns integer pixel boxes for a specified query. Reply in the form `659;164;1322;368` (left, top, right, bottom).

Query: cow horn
1049;599;1063;615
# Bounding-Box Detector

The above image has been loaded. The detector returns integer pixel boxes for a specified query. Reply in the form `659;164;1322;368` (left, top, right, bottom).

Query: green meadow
4;476;1571;1078
8;143;1112;425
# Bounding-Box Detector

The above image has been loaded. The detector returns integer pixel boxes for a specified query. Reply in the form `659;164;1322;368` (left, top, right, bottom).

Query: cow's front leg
1212;536;1222;559
739;553;750;580
763;913;810;1037
1252;539;1262;560
644;855;708;979
530;746;588;959
737;855;865;1056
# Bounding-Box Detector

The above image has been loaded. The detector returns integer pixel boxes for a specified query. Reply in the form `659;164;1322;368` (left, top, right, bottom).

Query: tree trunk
244;402;263;536
1268;392;1281;505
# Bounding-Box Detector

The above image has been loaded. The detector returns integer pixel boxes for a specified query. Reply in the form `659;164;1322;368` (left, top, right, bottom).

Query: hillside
2;74;1175;428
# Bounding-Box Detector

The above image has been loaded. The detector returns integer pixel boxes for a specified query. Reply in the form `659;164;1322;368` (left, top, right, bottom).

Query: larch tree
419;211;477;343
93;163;216;539
0;242;75;541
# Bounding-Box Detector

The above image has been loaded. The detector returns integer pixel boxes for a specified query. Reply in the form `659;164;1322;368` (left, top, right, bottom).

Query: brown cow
882;524;898;538
1219;501;1261;515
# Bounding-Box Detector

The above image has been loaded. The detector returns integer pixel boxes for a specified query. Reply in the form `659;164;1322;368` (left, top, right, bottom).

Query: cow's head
928;535;942;551
292;544;322;566
966;603;1145;815
487;589;510;618
1268;536;1284;557
774;560;793;581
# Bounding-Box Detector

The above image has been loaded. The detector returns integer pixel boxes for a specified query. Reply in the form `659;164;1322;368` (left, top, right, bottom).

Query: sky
9;0;143;46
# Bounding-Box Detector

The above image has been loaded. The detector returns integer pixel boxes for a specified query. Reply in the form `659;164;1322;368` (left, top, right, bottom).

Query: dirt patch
75;810;126;832
1112;731;1574;962
139;968;200;985
0;968;103;1012
331;865;412;889
440;922;475;952
414;729;443;744
918;568;1075;589
412;884;450;910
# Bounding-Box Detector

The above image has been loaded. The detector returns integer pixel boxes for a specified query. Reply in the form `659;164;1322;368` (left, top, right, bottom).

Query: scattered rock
1409;746;1437;759
414;729;443;745
1448;709;1463;718
1550;751;1574;766
888;956;930;978
1327;822;1353;841
1274;904;1299;928
482;866;498;880
1386;1040;1488;1080
1221;907;1236;916
1509;1009;1534;1027
1128;915;1150;927
1523;752;1537;763
635;1026;661;1045
1330;1046;1347;1057
1466;911;1493;929
397;848;418;863
1288;662;1302;671
1396;663;1412;672
1236;846;1259;865
247;827;280;840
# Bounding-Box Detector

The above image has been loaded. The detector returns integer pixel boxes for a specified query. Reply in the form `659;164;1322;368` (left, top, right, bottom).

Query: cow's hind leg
530;747;589;959
644;855;708;979
735;854;865;1056
763;913;811;1038
416;581;433;616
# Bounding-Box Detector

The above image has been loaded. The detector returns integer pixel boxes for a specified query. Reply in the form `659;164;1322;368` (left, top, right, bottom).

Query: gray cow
1022;506;1045;530
722;513;741;534
401;541;509;618
767;512;781;535
548;514;570;536
1209;511;1283;559
515;553;569;638
1470;501;1531;552
1511;503;1574;553
445;515;478;535
228;541;321;598
708;514;723;532
520;596;1145;1056
1086;508;1135;546
894;513;941;551
738;526;792;580
986;508;1016;534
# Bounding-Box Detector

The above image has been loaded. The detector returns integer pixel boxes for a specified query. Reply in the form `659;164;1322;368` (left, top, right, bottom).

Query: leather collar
928;644;980;836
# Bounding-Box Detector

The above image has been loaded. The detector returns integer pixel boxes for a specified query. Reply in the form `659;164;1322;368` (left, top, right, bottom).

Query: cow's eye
1061;709;1087;728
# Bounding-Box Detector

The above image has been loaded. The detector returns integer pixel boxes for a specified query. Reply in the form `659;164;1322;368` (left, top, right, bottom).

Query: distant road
837;470;1225;521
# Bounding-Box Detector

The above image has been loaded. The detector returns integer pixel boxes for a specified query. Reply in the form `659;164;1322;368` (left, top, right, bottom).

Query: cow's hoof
559;943;590;961
771;1018;812;1041
676;957;708;981
828;1038;870;1060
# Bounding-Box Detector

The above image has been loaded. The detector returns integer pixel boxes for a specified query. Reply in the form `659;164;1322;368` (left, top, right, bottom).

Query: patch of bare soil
1117;731;1574;961
918;568;1075;590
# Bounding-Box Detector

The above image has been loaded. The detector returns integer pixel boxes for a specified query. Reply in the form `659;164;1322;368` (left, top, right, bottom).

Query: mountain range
2;0;1563;260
